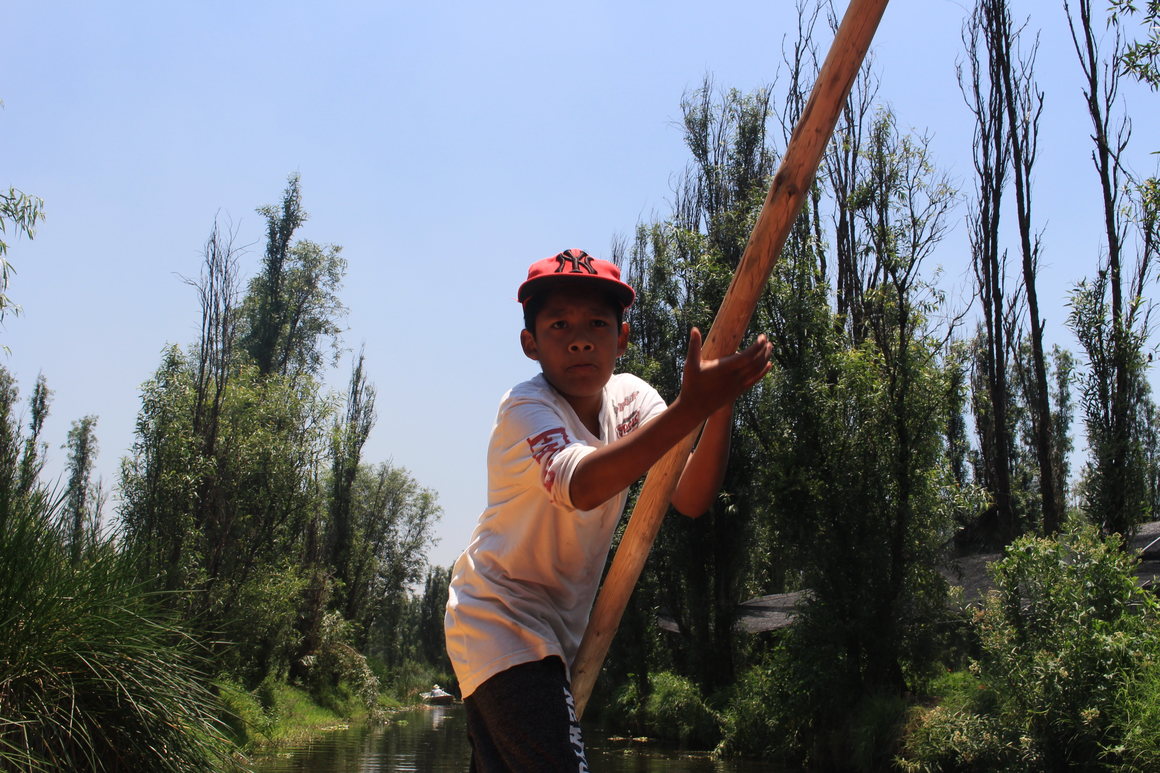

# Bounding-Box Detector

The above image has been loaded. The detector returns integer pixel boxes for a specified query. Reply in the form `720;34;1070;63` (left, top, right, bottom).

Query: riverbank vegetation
2;0;1160;770
0;404;239;770
587;0;1160;769
0;171;451;769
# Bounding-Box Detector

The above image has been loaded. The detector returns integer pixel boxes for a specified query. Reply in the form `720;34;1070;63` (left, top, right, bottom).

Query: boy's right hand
678;327;772;415
565;327;771;512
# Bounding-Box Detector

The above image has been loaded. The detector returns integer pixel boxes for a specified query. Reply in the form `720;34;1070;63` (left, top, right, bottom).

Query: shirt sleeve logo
614;390;641;437
527;427;571;493
616;410;641;437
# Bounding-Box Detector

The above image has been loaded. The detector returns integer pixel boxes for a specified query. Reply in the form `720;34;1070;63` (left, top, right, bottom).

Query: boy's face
520;285;629;412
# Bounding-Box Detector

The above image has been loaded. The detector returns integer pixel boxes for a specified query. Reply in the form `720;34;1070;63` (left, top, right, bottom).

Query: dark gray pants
464;656;589;772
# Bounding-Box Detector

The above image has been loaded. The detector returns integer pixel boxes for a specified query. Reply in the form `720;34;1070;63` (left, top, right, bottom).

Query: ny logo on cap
554;249;596;275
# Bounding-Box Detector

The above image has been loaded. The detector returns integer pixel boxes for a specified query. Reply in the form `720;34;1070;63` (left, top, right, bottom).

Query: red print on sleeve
615;390;641;437
526;427;571;494
616;410;641;437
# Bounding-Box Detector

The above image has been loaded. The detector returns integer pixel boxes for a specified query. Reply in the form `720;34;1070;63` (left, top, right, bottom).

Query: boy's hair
518;249;634;334
522;283;625;334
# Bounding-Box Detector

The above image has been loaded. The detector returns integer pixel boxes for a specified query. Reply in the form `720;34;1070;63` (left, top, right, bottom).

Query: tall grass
0;491;240;772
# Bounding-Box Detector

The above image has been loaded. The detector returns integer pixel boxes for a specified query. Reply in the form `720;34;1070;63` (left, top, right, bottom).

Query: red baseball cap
517;249;635;310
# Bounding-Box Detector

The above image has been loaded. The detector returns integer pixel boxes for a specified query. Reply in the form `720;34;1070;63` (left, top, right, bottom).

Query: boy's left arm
670;404;734;518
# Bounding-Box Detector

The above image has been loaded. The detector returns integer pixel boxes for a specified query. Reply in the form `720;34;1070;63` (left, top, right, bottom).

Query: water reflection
250;705;777;772
252;706;467;772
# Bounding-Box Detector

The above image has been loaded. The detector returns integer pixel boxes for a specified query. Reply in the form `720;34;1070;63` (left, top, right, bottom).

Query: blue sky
2;0;1158;569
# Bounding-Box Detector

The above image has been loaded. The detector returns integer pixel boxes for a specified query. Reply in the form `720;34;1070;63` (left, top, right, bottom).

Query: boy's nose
568;339;594;352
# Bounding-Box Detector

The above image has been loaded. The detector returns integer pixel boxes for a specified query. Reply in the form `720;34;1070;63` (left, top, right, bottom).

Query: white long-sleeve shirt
445;372;666;699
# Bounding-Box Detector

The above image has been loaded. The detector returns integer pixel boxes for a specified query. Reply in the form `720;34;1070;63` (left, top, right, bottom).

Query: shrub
719;641;910;770
643;671;720;747
717;649;797;762
848;691;910;770
299;611;385;720
609;676;646;734
898;521;1160;770
897;705;1016;772
977;521;1159;767
606;671;720;748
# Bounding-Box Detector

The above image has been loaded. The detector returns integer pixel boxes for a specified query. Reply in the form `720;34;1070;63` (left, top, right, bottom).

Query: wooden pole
571;0;891;718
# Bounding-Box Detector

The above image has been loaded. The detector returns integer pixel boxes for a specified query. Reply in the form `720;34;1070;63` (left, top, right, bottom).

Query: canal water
250;704;775;772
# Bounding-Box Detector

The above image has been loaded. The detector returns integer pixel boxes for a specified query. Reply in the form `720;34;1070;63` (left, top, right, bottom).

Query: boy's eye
591;319;608;327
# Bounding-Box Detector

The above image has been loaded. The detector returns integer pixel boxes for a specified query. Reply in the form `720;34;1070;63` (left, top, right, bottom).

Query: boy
445;248;771;771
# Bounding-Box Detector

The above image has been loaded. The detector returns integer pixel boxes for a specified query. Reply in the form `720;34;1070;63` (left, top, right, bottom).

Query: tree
357;463;441;663
328;351;377;621
1110;0;1160;88
991;1;1061;533
63;415;100;564
0;168;43;321
730;95;961;766
1065;0;1158;536
239;174;347;379
121;181;347;684
0;368;51;532
417;566;453;672
291;349;377;684
1050;345;1077;511
961;1;1018;543
241;175;304;376
846;108;957;695
753;254;958;767
187;218;239;477
118;346;202;593
824;3;879;346
19;374;50;493
115;174;448;696
959;0;1064;539
618;75;777;697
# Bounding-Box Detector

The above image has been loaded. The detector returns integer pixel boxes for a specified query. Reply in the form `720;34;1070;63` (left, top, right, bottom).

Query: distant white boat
420;684;455;705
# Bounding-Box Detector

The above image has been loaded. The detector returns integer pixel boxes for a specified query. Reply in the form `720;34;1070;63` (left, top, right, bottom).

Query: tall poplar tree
962;1;1018;543
63;415;99;564
992;1;1061;533
121;180;346;683
239;174;347;379
619;76;776;695
1065;0;1158;536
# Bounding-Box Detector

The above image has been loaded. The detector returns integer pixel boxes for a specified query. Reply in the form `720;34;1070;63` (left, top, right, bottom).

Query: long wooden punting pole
570;0;891;718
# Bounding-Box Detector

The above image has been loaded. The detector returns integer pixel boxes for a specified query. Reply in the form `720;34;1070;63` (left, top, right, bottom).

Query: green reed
0;491;241;772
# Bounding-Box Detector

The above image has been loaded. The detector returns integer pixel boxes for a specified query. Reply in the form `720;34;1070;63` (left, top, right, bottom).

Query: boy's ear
520;329;540;361
617;321;630;357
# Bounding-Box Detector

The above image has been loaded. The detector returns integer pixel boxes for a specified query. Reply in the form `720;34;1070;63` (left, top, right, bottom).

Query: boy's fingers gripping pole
570;0;891;719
